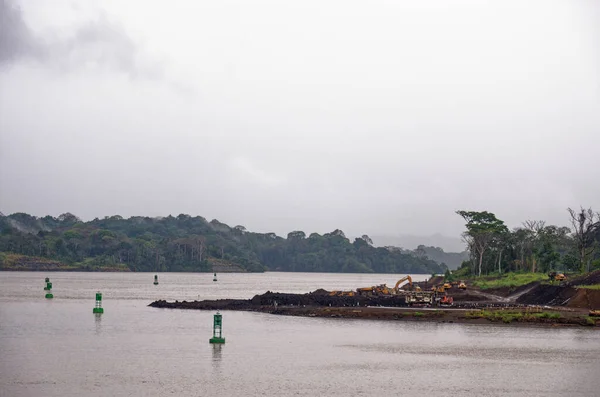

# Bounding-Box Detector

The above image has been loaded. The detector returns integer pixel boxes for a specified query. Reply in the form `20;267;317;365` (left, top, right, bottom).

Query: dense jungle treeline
456;207;600;277
0;212;446;274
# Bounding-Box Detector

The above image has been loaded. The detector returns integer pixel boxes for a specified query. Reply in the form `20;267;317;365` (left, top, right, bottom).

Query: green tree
456;210;509;276
567;207;600;272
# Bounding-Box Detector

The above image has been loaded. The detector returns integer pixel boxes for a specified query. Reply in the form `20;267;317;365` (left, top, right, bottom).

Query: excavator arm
394;276;413;292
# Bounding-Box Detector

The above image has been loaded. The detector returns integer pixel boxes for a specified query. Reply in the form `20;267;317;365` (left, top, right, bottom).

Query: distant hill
367;235;468;270
370;234;466;253
413;245;469;270
0;212;447;274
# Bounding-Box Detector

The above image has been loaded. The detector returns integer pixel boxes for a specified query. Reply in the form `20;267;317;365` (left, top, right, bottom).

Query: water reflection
212;344;222;361
94;313;102;335
212;344;223;373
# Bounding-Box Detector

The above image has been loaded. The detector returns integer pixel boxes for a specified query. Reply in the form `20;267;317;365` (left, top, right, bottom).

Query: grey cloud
0;0;39;63
0;0;163;79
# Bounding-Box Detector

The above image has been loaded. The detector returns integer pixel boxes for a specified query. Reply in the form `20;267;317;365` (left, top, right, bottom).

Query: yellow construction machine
458;281;467;290
548;271;567;282
356;286;376;297
393;275;421;292
373;284;392;295
443;282;452;289
329;290;355;297
356;276;424;297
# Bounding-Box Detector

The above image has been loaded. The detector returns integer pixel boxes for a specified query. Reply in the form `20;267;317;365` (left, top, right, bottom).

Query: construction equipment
373;284;392;295
355;276;425;298
589;310;600;317
439;295;454;306
443;282;452;289
329;290;355;297
393;275;421;292
548;272;567;282
405;291;434;306
458;281;467;290
356;286;376;297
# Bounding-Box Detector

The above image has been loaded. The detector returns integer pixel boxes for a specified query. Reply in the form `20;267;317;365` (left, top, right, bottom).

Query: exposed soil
565;270;600;287
514;284;600;310
264;306;595;327
515;285;577;306
149;271;600;328
149;287;600;328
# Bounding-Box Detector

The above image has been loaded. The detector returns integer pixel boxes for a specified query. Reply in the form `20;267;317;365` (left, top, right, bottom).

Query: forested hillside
412;245;469;270
0;212;446;274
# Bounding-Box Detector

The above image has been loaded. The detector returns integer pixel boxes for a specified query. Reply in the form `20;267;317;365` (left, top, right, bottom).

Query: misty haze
1;0;598;251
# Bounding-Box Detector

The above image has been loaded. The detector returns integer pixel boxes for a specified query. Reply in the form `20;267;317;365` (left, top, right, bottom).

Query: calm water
1;272;599;397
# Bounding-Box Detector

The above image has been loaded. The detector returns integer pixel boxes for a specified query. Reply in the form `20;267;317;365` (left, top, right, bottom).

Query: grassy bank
465;309;561;323
578;284;600;290
470;272;548;290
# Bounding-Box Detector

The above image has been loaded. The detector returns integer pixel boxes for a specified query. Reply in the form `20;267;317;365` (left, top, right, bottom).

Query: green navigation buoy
44;277;50;290
213;272;217;282
45;281;53;299
93;292;104;314
209;312;225;344
154;274;159;285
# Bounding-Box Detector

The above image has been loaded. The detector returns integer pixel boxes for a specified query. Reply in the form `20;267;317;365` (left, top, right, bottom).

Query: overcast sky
1;0;599;250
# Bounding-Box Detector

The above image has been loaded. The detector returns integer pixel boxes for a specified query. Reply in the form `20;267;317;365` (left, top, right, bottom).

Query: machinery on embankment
329;276;452;307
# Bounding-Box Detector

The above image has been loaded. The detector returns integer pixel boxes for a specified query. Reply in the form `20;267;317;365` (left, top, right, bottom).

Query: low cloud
229;156;288;188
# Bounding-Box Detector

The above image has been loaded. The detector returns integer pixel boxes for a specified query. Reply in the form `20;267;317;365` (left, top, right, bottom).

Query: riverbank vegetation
469;272;548;290
0;212;445;274
465;309;562;323
578;284;600;290
455;207;600;277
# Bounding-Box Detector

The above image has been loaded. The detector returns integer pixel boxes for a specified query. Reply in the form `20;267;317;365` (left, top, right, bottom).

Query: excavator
393;275;422;293
458;281;467;290
355;276;423;297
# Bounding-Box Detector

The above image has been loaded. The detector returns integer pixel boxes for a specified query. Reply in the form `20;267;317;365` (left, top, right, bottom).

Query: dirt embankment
516;285;600;310
150;290;412;311
266;306;596;327
565;270;600;287
149;273;600;328
149;290;599;328
509;271;600;309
